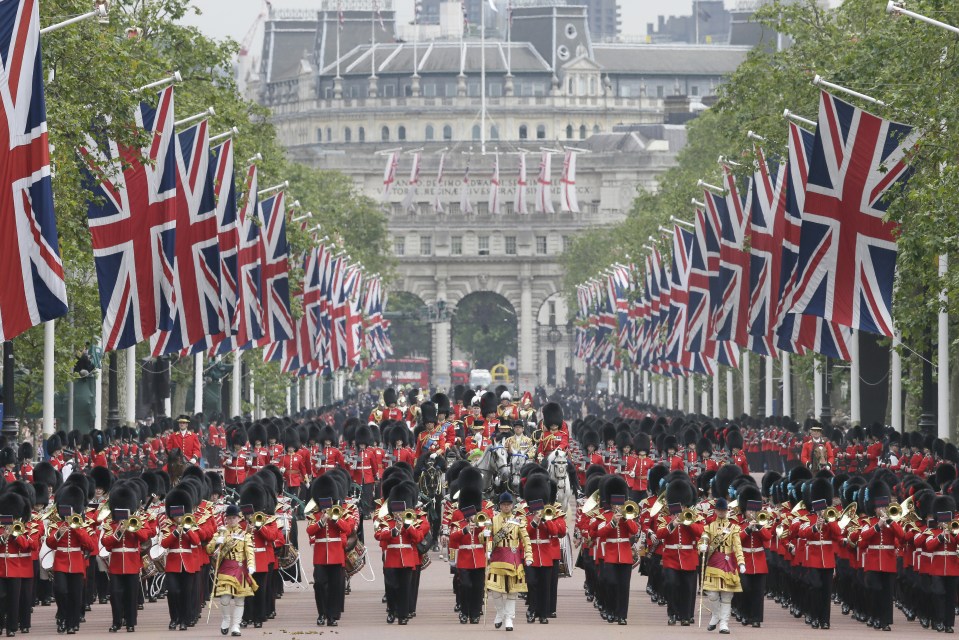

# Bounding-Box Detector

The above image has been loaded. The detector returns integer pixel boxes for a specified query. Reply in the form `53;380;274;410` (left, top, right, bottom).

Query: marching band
0;387;951;635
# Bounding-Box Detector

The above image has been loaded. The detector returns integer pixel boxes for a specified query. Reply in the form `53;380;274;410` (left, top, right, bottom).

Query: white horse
507;450;530;494
473;444;510;496
546;449;577;513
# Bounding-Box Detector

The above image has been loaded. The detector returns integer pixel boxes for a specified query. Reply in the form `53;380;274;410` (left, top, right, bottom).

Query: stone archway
450;291;519;374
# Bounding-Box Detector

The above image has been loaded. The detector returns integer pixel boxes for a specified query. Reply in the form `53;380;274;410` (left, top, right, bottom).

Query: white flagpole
232;352;242;417
939;254;950;439
666;378;673;410
891;340;902;432
724;369;733;420
702;377;710;417
813;360;823;420
850;330;861;424
42;322;55;435
765;354;774;417
782;352;792;418
741;351;750;417
688;376;695;413
94;339;103;429
125;347;136;426
194;354;203;415
677;376;685;412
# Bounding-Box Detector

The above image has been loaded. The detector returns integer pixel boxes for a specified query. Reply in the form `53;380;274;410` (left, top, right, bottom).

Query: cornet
680;508;698;527
180;514;196;531
542;505;557;522
754;511;772;528
68;514;85;529
622;501;640;520
327;505;345;522
474;512;490;528
949;520;959;537
823;506;842;524
5;522;25;539
400;509;418;527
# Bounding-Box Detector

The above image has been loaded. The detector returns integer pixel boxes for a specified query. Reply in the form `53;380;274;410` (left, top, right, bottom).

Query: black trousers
525;565;553;619
384;567;413;619
266;564;277;616
313;565;345;620
739;573;766;623
601;562;632;620
549;560;559;615
663;568;697;621
246;571;269;623
110;574;139;628
53;572;84;629
360;483;374;518
458;568;485;619
165;571;195;625
808;568;833;625
19;576;33;630
932;575;958;629
865;571;895;627
0;577;21;633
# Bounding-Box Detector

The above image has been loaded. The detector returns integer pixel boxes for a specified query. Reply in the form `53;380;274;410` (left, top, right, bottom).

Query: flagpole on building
850;330;861;424
125;347;136;426
42;322;55;435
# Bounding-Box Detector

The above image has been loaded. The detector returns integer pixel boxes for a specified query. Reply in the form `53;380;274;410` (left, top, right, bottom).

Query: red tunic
306;512;357;566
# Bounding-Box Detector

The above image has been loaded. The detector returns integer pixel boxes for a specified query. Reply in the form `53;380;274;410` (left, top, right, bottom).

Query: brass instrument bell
68;514;85;529
680;508;698;526
9;522;25;537
474;512;490;527
327;505;345;522
622;500;640;520
755;511;772;528
823;506;841;524
400;509;418;527
542;505;557;521
181;514;196;531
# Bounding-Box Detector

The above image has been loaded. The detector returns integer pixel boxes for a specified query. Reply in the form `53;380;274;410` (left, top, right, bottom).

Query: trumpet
180;514;196;531
5;522;25;538
754;511;772;528
474;512;490;528
622;501;640;520
400;509;418;527
680;508;698;527
823;506;842;524
542;505;557;521
251;512;276;528
949;520;959;537
327;505;345;522
126;516;142;532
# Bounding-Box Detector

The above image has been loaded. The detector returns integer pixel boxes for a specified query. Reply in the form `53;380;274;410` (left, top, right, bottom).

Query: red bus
370;358;431;389
450;360;471;387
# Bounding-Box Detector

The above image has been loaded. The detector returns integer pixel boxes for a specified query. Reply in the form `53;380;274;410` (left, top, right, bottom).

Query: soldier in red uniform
856;479;903;631
0;492;35;637
375;481;427;625
46;435;64;472
222;427;251;490
17;442;33;483
414;402;447;457
449;485;487;625
0;448;15;484
379;388;405;423
451;386;469;421
167;416;202;465
353;425;378;517
536;403;569;460
726;430;750;475
861;423;885;474
47;484;96;634
306;475;357;627
736;487;771;628
239;482;285;629
628;433;656;501
387;424;417;467
247;424;270;474
161;488;202;631
577;430;603;486
656;479;703;627
800;424;834;472
278;428;310;497
662;435;683;471
795;478;840;630
314;425;346;477
594;476;638;625
102;486;151;632
916;495;959;632
522;475;564;625
433;393;460;448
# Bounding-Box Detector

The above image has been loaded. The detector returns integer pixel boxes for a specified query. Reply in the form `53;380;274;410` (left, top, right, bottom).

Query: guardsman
522;475;564;625
379;388;404;423
627;434;656;502
306;475;357;627
278;428;309;496
352;425;378;517
656;479;703;627
451;386;469;421
795;478;840;630
735;487;771;628
414;402;447;457
662;436;683;471
222;427;251;490
0;448;15;484
856;479;903;632
387;424;417;467
577;430;603;486
536;403;568;460
47;485;97;634
161;487;202;631
449;485;488;624
0;492;35;637
102;485;151;632
593;477;638;625
916;495;959;633
17;443;33;483
375;481;427;625
239;483;284;629
433;393;461;448
478;392;500;439
314;425;346;477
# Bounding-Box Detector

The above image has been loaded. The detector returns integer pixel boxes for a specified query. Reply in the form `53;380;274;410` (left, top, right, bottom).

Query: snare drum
345;540;367;577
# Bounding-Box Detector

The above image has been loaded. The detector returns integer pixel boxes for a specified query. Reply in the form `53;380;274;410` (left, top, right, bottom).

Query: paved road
24;517;911;638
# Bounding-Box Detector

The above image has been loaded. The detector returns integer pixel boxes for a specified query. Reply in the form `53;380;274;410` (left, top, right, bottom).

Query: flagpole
481;0;487;155
850;330;861;424
42;322;55;435
232;352;242;417
677;377;685;412
125;347;136;426
688;376;695;413
194;354;203;415
94;339;103;430
782;352;792;418
741;351;750;417
938;254;950;439
701;376;709;416
765;354;774;417
891;339;902;432
813;359;823;421
724;370;732;420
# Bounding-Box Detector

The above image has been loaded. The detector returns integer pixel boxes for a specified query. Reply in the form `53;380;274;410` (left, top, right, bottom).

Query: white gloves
525;559;533;566
739;564;747;574
215;537;225;545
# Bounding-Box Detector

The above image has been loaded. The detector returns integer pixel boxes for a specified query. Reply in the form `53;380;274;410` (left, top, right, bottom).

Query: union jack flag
712;165;750;349
789;91;919;338
746;146;787;357
257;191;293;346
82;86;178;352
151;119;222;356
363;275;390;364
299;246;322;373
231;165;264;350
666;226;712;375
0;0;68;342
202;138;239;353
776;122;853;360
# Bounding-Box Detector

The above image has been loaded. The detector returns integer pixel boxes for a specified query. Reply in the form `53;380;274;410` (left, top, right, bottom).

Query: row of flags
0;0;390;378
575;90;919;376
382;150;580;215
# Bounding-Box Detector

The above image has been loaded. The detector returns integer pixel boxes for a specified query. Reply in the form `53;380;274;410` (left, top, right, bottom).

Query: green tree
452;294;517;370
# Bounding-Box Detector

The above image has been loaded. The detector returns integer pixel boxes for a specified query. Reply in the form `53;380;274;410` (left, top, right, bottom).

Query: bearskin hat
311;474;343;504
725;429;744;451
665;478;696;508
266;422;280;444
598;474;628;508
600;422;616;445
615;430;633;452
205;471;223;497
108;485;139;515
317;424;337;445
863;479;891;513
932;495;957;520
523;473;551;504
479;392;497;417
420;401;438;425
683;428;700;447
387;480;419;512
457;466;485;495
343;417;359;444
17;442;33;463
585;464;606;482
383;388;398;406
247;423;267;446
380;473;408;502
633;433;651;454
31;482;49;507
542;402;563;429
787;464;813;485
55;484;86;514
238;482;273;515
696;437;713;457
648;464;669;494
0;493;27;523
713;464;743;500
458;484;483;514
45;434;62;454
432;393;451;416
582;429;600;450
0;448;15;468
355;425;373;447
281;427;301;451
446;460;471;485
737;485;762;511
697;470;715;496
164;487;194;518
935;463;958;491
761;472;781;498
662;434;679;453
228;426;249;449
91;466;113;493
462;389;476;408
453;385;465;403
809;477;834;506
390;425;411;448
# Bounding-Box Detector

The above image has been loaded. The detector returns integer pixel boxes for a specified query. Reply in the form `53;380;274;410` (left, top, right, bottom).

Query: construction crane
239;0;270;58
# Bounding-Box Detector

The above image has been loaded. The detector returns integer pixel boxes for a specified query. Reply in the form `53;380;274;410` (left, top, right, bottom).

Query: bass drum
419;551;431;571
558;534;574;578
345;540;366;577
40;541;54;571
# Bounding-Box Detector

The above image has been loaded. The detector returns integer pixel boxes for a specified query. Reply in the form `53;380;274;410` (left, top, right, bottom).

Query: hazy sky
179;0;701;46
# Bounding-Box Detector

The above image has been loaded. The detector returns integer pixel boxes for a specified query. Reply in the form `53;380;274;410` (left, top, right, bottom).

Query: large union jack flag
151;119;222;355
231;165;264;351
775;122;853;360
0;0;67;342
83;86;178;352
712;165;751;349
256;191;293;346
789;91;919;338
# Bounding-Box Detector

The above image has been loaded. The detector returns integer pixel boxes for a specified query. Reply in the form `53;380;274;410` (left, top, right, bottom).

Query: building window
505;236;517;255
490;125;499;140
536;236;547;254
420;236;432;256
398;126;407;141
562;235;571;252
548;301;557;325
316;128;323;142
326;127;332;141
425;124;435;141
478;236;490;255
691;85;699;96
451;236;463;255
593;124;601;134
656;85;665;98
536;124;546;139
579;125;587;139
344;127;352;142
568;78;575;95
472;124;481;140
381;126;390;142
566;125;573;139
519;125;528;139
424;83;437;97
358;127;366;142
546;349;556;386
443;125;453;141
394;237;405;256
